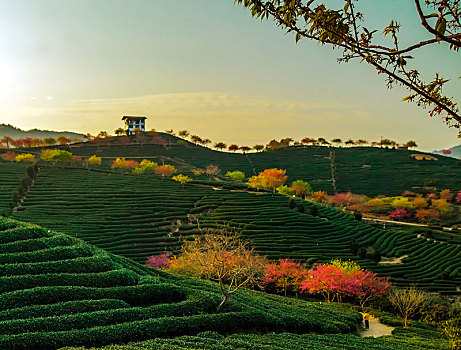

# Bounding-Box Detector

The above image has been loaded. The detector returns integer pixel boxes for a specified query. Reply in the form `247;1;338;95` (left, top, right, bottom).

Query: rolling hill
0;217;449;350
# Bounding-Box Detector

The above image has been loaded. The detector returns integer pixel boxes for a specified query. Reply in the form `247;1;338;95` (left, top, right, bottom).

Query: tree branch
414;0;461;47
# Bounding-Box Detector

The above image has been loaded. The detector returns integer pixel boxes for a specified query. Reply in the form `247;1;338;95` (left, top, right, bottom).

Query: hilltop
0;124;84;140
0;217;449;349
17;133;461;196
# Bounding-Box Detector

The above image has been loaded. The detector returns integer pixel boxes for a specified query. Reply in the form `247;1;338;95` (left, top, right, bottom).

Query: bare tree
171;227;267;308
389;287;426;328
205;164;220;179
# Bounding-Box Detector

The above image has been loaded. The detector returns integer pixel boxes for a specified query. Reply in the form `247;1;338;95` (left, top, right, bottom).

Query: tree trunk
217;294;228;310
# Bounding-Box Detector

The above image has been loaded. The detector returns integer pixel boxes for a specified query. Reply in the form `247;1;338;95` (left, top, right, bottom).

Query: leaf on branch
402;95;415;102
435;16;447;41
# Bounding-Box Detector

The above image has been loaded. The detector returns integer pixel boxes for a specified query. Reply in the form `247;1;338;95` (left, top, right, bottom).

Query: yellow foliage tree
431;199;452;217
366;198;384;207
86;155;102;167
172;174;193;188
412;197;428;209
247;175;264;191
15;153;35;163
392;198;413;210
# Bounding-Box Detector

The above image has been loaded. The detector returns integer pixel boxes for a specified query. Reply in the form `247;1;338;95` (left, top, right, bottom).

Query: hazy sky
0;0;459;151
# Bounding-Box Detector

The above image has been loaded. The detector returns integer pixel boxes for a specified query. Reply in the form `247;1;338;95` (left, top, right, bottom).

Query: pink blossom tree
146;253;171;269
389;209;411;221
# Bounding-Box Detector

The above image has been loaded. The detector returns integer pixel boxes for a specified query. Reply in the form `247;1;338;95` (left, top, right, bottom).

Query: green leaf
435;17;446;41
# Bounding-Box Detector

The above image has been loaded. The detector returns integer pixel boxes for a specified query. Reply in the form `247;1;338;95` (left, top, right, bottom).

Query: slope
10;167;461;294
23;136;461;196
0;216;365;349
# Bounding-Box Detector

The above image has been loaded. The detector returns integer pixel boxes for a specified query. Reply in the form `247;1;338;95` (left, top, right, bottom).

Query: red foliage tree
442;149;452;155
0;136;14;148
11;139;24;148
301;263;351;302
21;137;33;148
352;269;391;309
389;209;411;221
2;151;17;162
301;261;390;306
263;259;307;296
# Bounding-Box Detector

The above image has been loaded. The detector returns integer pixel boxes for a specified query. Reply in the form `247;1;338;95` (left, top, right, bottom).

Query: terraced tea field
62;328;448;350
14;167;215;262
7;137;461;196
11;167;461;293
0;162;26;216
0;217;370;349
334;147;461;196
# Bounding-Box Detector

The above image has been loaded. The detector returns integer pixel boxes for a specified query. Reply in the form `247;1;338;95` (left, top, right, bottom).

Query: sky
0;0;459;151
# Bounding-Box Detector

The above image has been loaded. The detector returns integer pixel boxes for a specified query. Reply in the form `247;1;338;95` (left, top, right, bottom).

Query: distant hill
0;124;84;140
433;144;461;158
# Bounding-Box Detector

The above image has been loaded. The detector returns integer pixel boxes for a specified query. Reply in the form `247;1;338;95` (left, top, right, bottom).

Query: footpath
359;318;395;338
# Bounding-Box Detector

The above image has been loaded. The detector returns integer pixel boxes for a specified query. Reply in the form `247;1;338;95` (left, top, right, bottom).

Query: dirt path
359;318;395;338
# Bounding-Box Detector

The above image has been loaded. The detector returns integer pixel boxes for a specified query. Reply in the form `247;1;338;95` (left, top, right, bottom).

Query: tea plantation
0;217;374;348
10;167;461;294
0;162;26;216
60;328;448;350
9;137;461;196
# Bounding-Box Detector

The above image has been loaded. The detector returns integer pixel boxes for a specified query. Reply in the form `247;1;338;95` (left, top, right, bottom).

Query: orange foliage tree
440;189;454;201
155;164;177;179
254;168;287;193
412;197;428;209
415;208;440;223
310;191;328;203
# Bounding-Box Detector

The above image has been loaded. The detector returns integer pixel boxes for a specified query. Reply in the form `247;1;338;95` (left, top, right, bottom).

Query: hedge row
0;292;220;335
0;244;94;264
0;299;130;322
0;268;139;293
0;252;115;276
0;311;270;349
0;235;77;254
0;283;186;310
